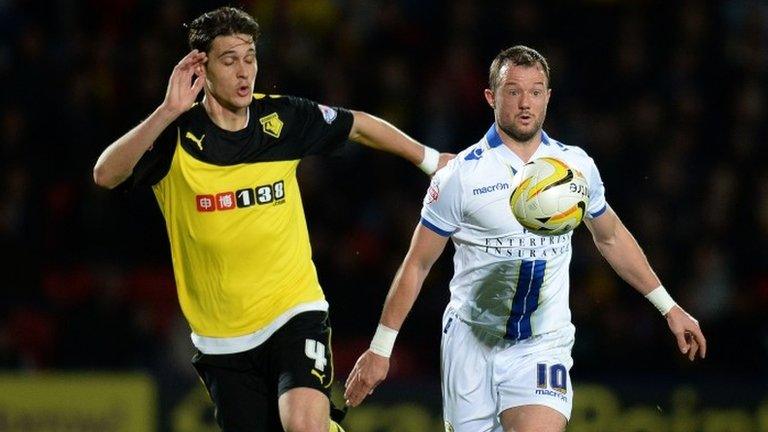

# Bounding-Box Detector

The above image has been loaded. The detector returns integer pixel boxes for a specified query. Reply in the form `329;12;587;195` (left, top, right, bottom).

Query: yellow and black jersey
129;94;353;354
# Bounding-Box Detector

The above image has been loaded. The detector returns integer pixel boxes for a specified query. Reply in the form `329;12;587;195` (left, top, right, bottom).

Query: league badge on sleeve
426;178;440;205
317;104;338;124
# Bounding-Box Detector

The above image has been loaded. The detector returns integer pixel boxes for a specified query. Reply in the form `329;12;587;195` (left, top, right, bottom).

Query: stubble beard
499;116;544;143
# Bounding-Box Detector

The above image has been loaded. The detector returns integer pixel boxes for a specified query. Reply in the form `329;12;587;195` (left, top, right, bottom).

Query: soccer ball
509;157;589;236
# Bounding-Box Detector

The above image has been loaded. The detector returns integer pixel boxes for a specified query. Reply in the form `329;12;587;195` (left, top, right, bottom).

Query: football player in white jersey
344;46;706;432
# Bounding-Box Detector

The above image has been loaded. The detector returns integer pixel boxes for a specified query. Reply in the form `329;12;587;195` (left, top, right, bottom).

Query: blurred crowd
1;0;766;391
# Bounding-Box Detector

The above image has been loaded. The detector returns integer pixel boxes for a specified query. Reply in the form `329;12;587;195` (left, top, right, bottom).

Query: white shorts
440;308;575;432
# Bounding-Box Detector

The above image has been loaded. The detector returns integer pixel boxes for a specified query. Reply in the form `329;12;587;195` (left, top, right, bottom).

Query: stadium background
1;0;766;430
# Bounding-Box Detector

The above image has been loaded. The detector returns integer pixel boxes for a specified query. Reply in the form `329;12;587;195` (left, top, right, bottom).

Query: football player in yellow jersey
93;6;450;432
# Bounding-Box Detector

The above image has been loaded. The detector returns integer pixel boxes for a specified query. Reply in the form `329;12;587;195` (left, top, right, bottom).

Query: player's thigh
279;387;330;432
192;350;280;432
441;309;498;432
274;311;335;431
500;404;566;432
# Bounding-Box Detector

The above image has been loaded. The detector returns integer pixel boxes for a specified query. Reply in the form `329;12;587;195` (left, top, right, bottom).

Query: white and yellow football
509;157;589;236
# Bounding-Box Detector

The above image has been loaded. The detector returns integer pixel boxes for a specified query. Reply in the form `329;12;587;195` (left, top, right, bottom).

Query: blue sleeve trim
420;217;454;237
589;204;608;219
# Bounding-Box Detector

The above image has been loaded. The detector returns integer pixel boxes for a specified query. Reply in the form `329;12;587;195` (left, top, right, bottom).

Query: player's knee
282;415;328;432
501;408;567;432
504;423;565;432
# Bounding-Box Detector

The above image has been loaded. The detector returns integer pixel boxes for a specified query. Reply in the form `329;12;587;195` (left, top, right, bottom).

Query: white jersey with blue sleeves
421;125;608;340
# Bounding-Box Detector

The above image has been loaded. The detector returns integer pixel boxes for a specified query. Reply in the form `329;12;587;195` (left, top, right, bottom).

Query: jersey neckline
484;123;551;165
194;101;254;139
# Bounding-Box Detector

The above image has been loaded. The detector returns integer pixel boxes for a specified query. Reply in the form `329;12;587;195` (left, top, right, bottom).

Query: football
509;157;590;236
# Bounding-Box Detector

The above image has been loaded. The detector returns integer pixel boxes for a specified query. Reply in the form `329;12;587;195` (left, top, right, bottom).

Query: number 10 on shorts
537;363;567;393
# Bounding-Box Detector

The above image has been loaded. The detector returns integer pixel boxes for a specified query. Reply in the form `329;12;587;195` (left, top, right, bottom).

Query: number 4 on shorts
537;363;567;393
305;339;327;371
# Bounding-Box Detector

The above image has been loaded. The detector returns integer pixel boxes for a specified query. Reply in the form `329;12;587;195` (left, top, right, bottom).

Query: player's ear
484;88;495;109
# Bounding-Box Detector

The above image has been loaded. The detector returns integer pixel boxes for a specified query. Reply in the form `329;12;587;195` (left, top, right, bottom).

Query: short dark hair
187;7;261;53
488;45;550;91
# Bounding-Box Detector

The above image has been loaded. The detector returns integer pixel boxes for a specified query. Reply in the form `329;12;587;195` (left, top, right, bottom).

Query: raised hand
161;49;207;116
666;306;707;361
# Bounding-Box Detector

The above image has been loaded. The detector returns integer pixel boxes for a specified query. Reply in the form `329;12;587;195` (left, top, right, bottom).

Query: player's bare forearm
379;261;429;330
344;224;448;407
587;209;706;360
380;224;449;328
585;208;660;295
348;111;427;166
93;106;178;189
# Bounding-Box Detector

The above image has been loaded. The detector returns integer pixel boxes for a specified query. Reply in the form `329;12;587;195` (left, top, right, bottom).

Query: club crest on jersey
317;104;338;124
260;112;284;138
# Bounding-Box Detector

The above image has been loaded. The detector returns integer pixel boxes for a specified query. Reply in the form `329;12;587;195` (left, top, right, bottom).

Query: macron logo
472;182;509;196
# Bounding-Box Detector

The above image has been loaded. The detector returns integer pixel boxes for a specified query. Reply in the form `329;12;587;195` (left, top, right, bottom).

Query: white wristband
645;286;677;315
418;146;440;175
369;324;398;358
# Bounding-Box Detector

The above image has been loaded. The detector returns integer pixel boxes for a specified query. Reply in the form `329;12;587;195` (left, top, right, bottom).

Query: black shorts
192;311;334;432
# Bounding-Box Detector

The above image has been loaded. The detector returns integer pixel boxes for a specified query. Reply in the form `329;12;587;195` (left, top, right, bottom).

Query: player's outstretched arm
344;224;449;407
93;50;207;189
348;111;453;175
584;207;707;361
